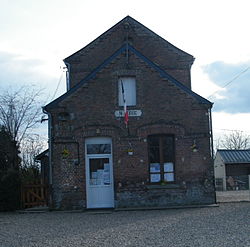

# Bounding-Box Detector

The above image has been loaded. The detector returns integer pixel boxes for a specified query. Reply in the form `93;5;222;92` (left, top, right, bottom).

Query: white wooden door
85;137;114;208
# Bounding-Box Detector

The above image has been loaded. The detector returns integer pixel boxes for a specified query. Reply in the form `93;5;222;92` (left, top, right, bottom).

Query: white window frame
118;77;136;106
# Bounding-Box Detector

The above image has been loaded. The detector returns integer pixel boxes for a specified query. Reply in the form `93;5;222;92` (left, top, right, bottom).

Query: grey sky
1;0;250;137
204;61;250;113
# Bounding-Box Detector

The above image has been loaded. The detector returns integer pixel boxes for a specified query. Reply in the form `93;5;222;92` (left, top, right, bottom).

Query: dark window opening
148;135;175;183
58;112;70;121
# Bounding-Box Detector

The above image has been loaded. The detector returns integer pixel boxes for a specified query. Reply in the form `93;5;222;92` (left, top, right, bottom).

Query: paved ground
0;202;250;247
216;190;250;203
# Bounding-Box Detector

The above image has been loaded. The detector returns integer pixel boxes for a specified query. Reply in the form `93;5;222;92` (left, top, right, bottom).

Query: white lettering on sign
115;110;142;117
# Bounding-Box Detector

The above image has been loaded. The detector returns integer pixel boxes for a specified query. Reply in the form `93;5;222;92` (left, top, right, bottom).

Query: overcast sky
1;0;250;140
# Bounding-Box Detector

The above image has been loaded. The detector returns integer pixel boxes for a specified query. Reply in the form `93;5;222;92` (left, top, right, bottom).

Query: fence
226;175;249;191
21;184;48;208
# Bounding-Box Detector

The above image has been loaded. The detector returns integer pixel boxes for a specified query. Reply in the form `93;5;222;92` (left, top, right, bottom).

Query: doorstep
114;204;219;211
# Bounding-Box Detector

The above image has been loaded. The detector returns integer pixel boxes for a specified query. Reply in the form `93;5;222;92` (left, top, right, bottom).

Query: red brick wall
65;17;194;90
48;47;215;209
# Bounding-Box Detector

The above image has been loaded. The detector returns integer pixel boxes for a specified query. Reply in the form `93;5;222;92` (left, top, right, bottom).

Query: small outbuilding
214;149;250;191
35;149;49;186
43;16;215;209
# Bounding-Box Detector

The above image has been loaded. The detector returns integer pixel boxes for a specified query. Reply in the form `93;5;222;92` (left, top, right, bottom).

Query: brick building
43;16;216;209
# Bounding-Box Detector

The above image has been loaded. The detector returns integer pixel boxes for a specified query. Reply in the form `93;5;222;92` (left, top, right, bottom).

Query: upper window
148;135;175;183
118;77;136;106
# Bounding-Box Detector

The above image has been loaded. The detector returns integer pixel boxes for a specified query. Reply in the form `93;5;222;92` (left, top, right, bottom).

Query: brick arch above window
137;123;185;139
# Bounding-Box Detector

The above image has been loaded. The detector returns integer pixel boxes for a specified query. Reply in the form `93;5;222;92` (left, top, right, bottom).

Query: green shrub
0;169;21;211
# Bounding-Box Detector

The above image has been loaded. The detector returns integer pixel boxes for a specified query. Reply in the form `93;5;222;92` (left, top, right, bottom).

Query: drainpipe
208;106;217;204
208;107;214;159
42;107;53;206
64;62;71;91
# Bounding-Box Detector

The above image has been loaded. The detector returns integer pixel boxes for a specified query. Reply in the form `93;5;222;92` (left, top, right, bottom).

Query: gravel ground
0;202;250;247
216;190;250;202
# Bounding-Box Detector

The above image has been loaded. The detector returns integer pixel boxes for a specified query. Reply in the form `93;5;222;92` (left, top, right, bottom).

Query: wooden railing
21;184;48;208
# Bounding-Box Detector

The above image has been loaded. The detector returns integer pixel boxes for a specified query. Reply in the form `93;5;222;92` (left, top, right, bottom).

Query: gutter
42;107;53;198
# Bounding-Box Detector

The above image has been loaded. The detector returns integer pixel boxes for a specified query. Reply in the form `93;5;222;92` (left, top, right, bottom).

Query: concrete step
18;206;49;213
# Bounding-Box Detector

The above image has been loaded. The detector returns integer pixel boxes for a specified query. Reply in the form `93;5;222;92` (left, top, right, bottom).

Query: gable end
44;44;212;111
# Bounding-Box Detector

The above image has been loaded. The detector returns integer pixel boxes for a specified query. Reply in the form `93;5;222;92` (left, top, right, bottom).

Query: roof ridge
64;16;193;63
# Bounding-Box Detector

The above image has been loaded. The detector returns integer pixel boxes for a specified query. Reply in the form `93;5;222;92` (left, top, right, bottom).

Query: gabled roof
35;149;49;161
44;44;212;111
217;149;250;164
64;15;193;63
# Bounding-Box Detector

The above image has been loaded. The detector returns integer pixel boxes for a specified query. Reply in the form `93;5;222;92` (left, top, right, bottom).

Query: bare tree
0;86;44;144
219;130;250;150
20;134;47;169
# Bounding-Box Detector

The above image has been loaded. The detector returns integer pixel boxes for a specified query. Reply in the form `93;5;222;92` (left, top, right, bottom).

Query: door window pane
89;158;110;185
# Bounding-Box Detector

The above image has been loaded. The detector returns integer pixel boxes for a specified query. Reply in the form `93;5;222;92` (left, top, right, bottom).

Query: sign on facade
115;110;142;118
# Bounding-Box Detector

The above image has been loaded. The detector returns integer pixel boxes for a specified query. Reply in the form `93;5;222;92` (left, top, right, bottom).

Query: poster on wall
96;169;103;185
103;163;110;185
150;173;161;183
150;163;160;173
164;173;174;182
164;162;174;172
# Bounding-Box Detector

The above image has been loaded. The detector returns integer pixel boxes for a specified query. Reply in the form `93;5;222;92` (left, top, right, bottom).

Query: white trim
85;137;114;208
85;137;112;145
118;77;136;106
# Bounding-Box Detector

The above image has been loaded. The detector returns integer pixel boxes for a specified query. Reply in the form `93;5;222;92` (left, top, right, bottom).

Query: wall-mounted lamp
191;140;198;152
